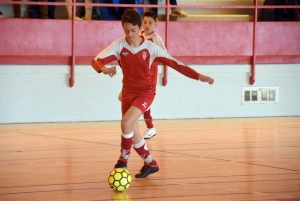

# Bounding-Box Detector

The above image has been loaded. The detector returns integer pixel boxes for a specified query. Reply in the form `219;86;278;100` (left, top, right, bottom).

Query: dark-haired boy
91;9;214;178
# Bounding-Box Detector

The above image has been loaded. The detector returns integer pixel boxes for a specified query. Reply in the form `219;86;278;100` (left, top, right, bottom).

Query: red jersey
92;36;200;93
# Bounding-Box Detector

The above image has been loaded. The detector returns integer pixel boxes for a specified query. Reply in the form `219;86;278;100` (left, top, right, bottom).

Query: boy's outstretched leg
115;105;143;169
143;109;156;139
133;138;159;178
114;132;133;169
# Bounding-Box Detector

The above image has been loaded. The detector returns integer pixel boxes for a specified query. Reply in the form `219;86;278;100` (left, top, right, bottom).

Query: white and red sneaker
143;128;156;139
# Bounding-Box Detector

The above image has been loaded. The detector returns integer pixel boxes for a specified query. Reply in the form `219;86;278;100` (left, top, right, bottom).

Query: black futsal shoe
114;160;127;169
135;162;159;178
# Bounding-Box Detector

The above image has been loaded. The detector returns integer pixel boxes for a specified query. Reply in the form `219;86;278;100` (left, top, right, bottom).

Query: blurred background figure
99;0;141;20
99;0;122;20
148;0;187;17
48;0;56;19
258;0;299;21
65;0;92;20
12;0;21;18
27;0;48;19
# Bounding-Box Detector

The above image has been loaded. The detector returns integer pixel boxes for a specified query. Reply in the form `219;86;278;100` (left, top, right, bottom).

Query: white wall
0;64;299;124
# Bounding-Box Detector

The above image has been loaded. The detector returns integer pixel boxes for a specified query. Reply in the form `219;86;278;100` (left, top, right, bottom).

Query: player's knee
121;118;132;133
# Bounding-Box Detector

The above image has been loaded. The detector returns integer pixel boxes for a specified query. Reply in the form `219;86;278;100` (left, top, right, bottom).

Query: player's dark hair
142;11;158;22
122;9;142;28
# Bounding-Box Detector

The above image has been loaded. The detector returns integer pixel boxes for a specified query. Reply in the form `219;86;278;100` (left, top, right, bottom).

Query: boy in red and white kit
140;11;167;139
118;11;167;139
91;9;214;178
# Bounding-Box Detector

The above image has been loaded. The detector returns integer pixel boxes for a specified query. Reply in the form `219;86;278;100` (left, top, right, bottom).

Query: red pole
250;0;258;85
69;0;75;87
162;0;169;86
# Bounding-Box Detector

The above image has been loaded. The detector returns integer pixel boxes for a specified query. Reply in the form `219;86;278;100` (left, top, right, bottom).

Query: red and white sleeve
91;39;121;73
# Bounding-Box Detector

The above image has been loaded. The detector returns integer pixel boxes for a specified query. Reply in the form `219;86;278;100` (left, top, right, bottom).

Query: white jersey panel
143;40;185;67
144;32;167;51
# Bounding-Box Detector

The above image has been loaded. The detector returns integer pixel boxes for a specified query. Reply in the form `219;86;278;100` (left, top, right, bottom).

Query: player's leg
143;109;156;139
114;90;131;168
129;114;159;178
133;122;159;178
121;106;143;134
115;104;143;168
131;93;158;178
120;90;156;136
116;91;159;178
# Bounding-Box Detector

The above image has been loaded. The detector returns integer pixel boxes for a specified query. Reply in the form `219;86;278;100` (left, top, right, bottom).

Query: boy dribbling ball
91;9;214;179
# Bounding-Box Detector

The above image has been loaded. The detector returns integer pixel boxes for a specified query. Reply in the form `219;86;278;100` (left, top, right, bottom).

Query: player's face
142;16;157;35
123;23;142;43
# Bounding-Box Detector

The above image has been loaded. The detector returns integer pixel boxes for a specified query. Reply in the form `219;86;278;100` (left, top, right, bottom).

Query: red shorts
121;90;156;116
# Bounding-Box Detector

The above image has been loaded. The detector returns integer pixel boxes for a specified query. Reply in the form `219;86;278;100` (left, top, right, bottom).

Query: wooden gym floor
0;117;300;201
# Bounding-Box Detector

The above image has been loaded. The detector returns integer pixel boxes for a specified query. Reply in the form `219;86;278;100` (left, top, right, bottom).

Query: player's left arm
152;47;214;84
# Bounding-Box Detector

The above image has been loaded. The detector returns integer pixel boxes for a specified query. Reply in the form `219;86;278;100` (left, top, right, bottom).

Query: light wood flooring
0;117;300;201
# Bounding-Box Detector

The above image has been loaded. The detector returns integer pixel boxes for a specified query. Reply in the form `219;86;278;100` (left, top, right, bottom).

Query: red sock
119;132;133;162
143;109;153;128
133;139;155;165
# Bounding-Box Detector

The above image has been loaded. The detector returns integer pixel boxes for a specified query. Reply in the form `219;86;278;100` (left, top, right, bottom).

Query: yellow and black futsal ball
108;168;132;192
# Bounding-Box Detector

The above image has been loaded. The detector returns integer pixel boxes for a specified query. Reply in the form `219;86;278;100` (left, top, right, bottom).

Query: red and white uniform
141;31;167;89
141;31;167;51
92;36;200;114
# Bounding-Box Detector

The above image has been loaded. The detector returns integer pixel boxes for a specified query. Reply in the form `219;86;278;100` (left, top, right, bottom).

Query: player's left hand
199;75;214;85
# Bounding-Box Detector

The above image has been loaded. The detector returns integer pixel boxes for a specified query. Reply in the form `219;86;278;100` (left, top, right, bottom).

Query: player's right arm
91;39;122;76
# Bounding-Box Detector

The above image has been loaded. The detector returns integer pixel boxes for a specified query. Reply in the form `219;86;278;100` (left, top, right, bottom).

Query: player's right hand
102;66;117;77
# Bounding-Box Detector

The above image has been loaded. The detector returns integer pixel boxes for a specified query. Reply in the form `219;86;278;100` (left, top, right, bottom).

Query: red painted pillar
162;0;170;86
69;0;75;87
250;0;258;85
